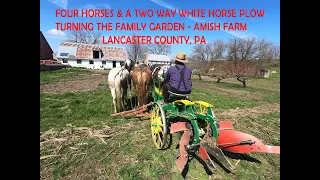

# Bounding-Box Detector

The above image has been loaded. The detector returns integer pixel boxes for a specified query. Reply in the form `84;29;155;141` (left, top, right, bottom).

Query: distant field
40;67;280;180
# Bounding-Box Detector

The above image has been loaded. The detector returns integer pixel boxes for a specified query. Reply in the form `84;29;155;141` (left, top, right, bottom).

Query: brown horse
131;64;152;107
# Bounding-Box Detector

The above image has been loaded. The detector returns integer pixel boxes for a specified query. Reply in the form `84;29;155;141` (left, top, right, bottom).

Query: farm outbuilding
40;31;53;60
56;42;127;70
144;54;171;66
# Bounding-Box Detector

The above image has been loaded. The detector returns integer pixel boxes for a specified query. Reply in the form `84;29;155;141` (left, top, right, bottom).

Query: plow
111;75;280;175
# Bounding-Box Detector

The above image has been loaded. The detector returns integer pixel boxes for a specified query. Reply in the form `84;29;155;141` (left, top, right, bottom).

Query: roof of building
59;42;127;61
40;31;53;60
146;54;171;62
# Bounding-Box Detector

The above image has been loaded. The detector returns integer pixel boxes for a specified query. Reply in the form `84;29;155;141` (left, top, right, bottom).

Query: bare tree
126;34;147;62
224;37;260;87
189;55;213;80
272;43;280;60
148;44;171;55
66;30;102;44
226;37;258;61
192;44;210;62
255;39;270;60
254;39;281;60
191;40;226;81
192;40;226;62
207;40;226;61
191;37;280;87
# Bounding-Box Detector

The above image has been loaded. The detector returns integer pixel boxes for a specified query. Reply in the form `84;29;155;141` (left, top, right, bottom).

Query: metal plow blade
217;129;280;154
196;146;216;173
170;122;191;173
176;130;190;173
170;122;189;134
200;141;235;173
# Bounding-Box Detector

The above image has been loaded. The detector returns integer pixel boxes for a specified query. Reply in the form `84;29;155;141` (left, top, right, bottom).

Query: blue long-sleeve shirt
164;64;192;92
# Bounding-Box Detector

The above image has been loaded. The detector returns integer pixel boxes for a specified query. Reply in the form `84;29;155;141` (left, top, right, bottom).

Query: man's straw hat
173;52;188;63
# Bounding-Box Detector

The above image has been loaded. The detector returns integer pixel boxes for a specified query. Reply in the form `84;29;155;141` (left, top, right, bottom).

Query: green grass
227;112;280;179
40;67;91;83
40;90;131;131
190;87;260;110
235;112;280;146
40;68;280;180
194;79;265;92
194;76;279;92
193;75;280;104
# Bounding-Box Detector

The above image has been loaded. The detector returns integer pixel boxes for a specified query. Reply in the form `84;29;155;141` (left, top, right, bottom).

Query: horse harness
114;67;126;79
136;64;148;72
152;67;161;78
112;65;132;89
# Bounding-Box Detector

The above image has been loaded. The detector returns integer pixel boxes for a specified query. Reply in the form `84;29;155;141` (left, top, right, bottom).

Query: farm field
40;67;280;180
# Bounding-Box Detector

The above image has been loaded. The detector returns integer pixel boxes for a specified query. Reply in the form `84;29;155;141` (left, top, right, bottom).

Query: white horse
108;59;135;113
149;64;171;83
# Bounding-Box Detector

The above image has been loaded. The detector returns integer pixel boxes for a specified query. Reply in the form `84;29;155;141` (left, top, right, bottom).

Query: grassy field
40;67;280;180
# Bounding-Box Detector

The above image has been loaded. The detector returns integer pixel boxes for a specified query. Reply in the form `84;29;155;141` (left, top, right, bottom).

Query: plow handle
239;140;256;145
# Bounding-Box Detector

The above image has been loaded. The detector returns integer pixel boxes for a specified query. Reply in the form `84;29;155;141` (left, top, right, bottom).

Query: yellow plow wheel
150;102;168;150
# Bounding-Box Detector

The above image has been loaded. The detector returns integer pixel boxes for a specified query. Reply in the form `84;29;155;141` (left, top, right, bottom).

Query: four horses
108;59;135;113
107;60;171;114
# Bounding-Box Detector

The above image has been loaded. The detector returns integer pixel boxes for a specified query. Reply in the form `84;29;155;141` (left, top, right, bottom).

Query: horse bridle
152;67;161;77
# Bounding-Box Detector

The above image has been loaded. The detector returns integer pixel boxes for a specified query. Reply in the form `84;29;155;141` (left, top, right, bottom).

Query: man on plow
162;52;193;104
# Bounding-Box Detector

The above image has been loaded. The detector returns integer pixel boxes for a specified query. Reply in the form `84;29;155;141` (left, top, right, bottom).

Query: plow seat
168;91;190;97
168;91;190;102
168;91;189;102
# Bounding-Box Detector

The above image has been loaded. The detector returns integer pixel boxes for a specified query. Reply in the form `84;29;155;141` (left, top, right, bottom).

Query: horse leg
115;81;122;112
132;79;138;108
121;81;128;111
143;84;147;105
137;89;141;107
110;87;117;113
120;89;125;111
136;76;142;107
145;84;150;105
138;87;143;107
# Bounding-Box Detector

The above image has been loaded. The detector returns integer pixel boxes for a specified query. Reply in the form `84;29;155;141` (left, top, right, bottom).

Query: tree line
65;31;280;87
65;30;279;62
190;38;280;61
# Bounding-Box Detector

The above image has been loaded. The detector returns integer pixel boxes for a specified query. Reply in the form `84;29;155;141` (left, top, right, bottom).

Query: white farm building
56;42;127;69
144;54;172;66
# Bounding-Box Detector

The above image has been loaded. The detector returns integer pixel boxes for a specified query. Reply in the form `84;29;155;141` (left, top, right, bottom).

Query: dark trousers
162;81;191;103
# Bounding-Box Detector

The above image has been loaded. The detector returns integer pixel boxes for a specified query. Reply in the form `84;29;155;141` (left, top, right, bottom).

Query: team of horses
108;60;171;113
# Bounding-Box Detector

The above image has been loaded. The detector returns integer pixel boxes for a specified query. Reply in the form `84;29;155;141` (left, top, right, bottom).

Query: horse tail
137;71;143;106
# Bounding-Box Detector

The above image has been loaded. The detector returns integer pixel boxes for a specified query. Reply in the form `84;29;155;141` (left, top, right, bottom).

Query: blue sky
40;0;280;57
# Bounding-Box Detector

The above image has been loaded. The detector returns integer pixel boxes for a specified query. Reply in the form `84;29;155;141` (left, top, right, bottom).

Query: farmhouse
144;54;171;65
40;31;53;60
56;42;127;69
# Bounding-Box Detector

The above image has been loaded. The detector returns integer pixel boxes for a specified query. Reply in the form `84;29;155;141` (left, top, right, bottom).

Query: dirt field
40;70;109;94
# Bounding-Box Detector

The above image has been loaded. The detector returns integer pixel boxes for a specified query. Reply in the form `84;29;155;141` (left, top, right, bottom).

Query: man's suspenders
175;65;187;90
